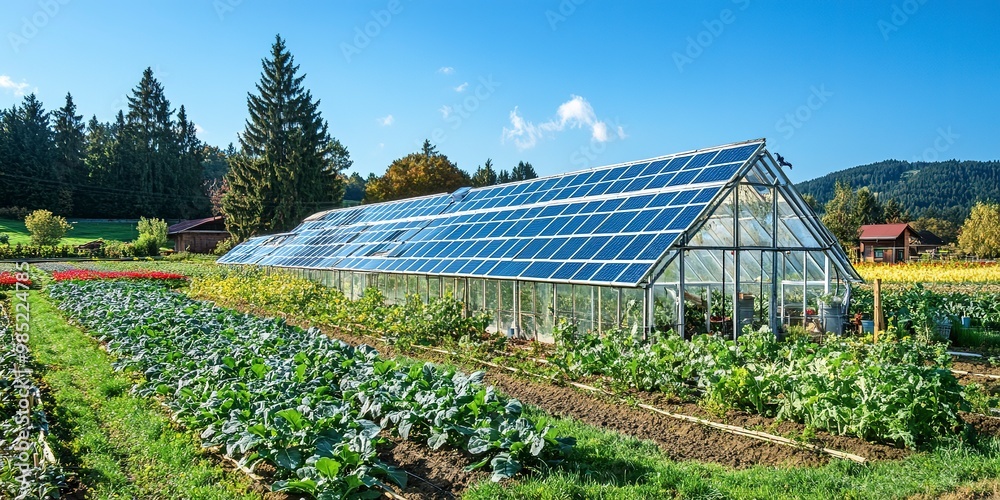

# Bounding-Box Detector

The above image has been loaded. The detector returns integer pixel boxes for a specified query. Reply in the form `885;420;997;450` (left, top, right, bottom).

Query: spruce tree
3;94;57;212
223;34;351;240
125;67;176;216
175;105;209;217
471;158;498;187
52;92;86;215
510;161;538;182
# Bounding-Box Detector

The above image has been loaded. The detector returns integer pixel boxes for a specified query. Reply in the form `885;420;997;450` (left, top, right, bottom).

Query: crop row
0;298;65;498
550;323;966;448
192;268;969;449
47;281;572;497
851;284;1000;333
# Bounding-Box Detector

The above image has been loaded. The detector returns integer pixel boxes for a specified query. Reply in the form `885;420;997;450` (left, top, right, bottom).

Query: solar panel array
218;141;764;286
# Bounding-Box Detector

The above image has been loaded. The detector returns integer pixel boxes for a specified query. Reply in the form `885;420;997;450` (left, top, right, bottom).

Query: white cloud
437;66;454;75
439;105;452;119
0;75;31;96
194;124;206;135
454;82;469;93
377;114;394;126
502;95;623;150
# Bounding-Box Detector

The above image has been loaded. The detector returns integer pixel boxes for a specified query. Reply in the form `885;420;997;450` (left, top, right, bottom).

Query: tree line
797;158;1000;228
0;69;217;220
819;181;1000;258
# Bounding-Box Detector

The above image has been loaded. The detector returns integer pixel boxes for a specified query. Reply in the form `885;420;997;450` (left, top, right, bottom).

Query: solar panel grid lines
221;140;765;286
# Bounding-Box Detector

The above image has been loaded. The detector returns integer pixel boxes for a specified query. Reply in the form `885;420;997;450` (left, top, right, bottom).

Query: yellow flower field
855;261;1000;283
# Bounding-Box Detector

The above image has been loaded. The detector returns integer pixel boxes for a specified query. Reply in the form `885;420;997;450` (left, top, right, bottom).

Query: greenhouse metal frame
220;139;861;341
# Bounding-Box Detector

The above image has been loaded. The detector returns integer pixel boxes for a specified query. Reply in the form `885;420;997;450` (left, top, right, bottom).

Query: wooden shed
859;223;943;263
168;216;229;253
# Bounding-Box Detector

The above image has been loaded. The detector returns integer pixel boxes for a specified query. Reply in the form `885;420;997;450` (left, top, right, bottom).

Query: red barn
859;223;943;263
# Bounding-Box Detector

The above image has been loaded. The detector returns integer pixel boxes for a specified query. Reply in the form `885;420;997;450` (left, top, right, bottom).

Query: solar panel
220;140;765;286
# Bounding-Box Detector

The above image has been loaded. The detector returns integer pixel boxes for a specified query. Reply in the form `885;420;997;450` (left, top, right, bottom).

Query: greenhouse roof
219;139;857;286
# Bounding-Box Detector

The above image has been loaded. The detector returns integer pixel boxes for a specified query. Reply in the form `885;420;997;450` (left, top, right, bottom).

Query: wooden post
872;278;883;342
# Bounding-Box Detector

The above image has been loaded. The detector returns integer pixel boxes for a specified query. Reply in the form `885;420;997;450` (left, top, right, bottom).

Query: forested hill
795;159;1000;223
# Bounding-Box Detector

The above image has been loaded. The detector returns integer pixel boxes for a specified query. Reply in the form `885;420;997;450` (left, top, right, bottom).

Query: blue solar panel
594;235;634;260
667;206;704;231
616;233;656;261
710;143;759;164
551;262;584;280
521;261;560;279
221;140;767;286
593;263;627;283
693;163;741;184
667;170;699;186
572;263;603;282
638;233;679;260
571;236;611;260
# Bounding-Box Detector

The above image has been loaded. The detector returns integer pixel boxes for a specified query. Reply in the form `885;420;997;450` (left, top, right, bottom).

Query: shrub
134;233;159;257
103;241;137;259
0;234;8;245
136;217;169;249
213;237;236;256
24;210;72;246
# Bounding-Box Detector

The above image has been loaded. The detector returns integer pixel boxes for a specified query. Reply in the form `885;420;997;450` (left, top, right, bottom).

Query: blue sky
1;1;997;183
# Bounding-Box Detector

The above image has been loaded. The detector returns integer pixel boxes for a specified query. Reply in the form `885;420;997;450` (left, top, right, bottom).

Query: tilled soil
635;392;911;461
953;360;1000;377
483;370;833;468
379;437;489;499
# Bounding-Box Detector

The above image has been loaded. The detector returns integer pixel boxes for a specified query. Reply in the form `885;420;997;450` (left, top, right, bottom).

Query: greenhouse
219;139;861;342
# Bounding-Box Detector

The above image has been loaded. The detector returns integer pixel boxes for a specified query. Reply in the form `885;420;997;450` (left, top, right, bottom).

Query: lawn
0;218;139;246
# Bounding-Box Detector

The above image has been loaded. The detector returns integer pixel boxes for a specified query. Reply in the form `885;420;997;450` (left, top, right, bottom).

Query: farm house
219;139;861;341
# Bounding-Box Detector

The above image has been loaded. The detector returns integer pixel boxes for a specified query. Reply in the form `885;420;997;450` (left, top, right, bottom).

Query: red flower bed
0;271;32;287
52;270;187;282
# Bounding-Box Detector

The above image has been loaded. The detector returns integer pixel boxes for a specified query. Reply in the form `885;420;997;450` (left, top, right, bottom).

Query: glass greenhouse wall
221;139;861;342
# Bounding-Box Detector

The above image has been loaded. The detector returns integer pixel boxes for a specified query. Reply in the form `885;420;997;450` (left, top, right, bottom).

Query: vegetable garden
8;259;1000;498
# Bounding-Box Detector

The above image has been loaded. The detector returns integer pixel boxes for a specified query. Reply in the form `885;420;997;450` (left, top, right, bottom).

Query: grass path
27;290;261;499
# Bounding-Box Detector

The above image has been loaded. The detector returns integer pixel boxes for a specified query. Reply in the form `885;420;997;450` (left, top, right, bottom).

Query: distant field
0;218;139;246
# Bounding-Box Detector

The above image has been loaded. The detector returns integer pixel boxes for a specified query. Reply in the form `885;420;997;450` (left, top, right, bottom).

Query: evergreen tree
1;94;58;212
52;93;86;215
175;105;209;217
497;169;512;184
510;161;538;182
79;116;115;218
124;67;177;216
223;34;351;240
471;158;498;187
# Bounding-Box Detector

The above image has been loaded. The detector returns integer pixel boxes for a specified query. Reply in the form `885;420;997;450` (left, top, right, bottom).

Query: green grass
0;218;139;246
462;406;1000;499
26;290;261;499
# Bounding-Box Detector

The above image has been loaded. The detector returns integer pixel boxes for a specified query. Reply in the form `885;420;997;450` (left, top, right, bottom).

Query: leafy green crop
552;320;966;449
48;281;572;497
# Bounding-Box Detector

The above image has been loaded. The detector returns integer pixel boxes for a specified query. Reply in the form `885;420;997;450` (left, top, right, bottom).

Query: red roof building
858;223;943;263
